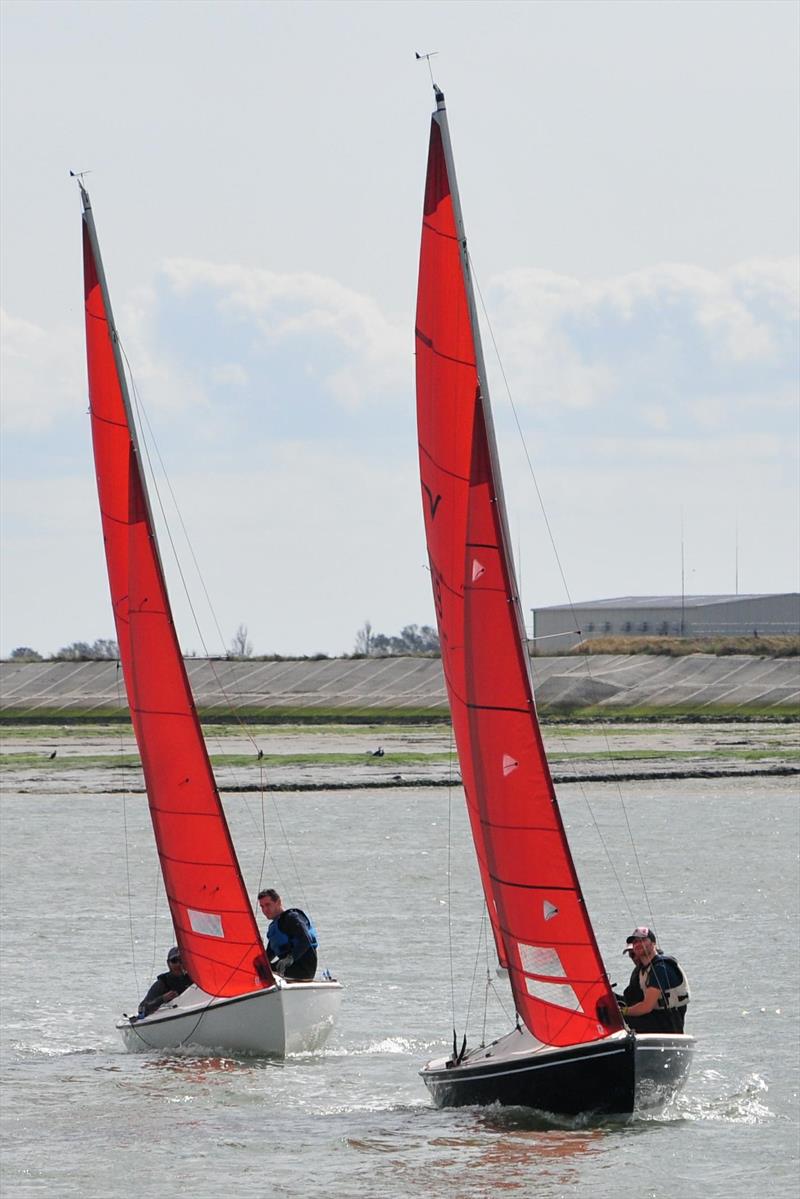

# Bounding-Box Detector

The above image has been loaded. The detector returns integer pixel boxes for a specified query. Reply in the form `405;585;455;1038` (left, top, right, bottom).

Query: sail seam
418;447;470;484
415;336;477;371
421;219;459;243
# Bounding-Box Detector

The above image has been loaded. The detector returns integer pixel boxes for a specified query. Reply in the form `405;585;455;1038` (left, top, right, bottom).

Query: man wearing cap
617;926;690;1033
136;947;193;1018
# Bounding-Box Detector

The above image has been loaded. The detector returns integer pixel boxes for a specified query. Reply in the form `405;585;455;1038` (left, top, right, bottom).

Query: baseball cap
624;926;656;949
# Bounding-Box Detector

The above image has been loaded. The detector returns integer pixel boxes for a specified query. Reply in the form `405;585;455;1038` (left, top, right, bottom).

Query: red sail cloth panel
416;112;621;1047
82;219;270;998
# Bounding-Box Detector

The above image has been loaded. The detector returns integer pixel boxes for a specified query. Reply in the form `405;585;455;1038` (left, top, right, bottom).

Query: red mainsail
415;93;621;1047
81;188;271;997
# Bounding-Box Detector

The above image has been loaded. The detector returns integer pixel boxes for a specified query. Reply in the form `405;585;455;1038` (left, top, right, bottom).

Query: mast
80;185;272;997
79;184;166;575
430;88;537;712
416;89;622;1047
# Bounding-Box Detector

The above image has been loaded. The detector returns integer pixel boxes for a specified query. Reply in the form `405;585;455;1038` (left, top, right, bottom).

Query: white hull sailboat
414;87;694;1116
79;184;341;1056
117;978;341;1056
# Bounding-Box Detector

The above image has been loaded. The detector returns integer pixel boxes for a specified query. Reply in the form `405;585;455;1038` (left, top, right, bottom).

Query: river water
1;776;798;1198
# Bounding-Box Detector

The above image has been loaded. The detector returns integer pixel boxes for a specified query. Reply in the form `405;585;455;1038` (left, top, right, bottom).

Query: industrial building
531;594;800;652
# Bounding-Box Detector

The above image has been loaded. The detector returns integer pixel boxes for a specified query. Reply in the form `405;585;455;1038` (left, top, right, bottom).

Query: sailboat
414;89;694;1114
79;183;342;1055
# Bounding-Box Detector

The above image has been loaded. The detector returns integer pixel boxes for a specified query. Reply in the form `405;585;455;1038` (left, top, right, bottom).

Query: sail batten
80;187;271;998
416;93;621;1047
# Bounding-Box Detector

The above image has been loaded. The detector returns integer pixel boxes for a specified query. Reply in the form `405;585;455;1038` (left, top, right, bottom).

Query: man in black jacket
137;947;193;1017
618;926;690;1033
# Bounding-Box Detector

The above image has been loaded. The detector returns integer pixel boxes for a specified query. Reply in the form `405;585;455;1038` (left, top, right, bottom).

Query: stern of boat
633;1033;696;1112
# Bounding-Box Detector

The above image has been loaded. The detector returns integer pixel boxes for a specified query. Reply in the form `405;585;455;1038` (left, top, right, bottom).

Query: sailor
257;888;318;981
137;947;193;1018
617;926;690;1033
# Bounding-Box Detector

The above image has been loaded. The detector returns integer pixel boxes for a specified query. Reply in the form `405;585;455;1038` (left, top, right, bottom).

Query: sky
1;0;798;658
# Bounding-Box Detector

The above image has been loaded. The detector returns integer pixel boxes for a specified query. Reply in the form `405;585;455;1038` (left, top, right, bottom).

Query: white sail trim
525;977;584;1012
518;944;584;1012
502;754;519;776
518;944;563;978
471;558;485;581
188;909;224;938
543;901;559;921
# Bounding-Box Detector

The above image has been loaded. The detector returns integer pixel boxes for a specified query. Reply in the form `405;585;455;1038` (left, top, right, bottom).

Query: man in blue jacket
257;888;318;981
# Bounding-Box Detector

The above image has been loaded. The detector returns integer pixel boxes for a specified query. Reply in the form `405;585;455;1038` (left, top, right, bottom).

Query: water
1;777;798;1197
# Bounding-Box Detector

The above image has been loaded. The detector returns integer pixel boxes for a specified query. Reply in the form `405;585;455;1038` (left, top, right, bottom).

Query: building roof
534;594;795;613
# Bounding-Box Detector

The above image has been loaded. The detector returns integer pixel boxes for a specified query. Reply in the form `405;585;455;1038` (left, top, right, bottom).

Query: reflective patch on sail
518;943;584;1011
525;977;583;1011
518;944;562;977
471;559;485;581
188;909;224;938
543;900;559;921
502;754;519;776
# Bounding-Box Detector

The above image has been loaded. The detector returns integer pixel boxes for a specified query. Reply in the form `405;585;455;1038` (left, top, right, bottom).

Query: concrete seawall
1;654;797;718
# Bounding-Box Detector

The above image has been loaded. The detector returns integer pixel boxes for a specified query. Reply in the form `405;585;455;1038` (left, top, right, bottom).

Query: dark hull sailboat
414;89;693;1116
422;1027;694;1116
79;185;341;1055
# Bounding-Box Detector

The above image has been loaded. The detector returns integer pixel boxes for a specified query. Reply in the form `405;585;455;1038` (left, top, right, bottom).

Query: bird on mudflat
368;747;384;757
48;750;57;760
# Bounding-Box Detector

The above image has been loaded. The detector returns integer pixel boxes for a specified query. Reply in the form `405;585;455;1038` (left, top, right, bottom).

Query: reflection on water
429;1124;605;1191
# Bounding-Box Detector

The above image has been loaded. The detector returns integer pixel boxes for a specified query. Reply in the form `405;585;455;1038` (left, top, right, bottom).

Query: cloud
0;308;82;434
161;259;409;411
485;257;799;436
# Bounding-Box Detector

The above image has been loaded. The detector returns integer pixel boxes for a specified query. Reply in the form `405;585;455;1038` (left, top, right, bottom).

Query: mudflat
2;719;797;794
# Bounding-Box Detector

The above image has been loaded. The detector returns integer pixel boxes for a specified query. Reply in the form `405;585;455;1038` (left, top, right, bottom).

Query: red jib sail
415;92;621;1047
81;187;271;997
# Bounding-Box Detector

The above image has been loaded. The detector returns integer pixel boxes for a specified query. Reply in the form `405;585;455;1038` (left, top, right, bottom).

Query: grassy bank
1;702;798;725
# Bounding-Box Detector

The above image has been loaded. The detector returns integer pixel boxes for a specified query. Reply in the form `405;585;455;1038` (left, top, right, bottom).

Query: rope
468;253;657;926
116;342;312;923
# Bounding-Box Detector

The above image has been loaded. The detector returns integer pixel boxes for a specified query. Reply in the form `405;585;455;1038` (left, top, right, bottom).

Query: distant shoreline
3;719;797;793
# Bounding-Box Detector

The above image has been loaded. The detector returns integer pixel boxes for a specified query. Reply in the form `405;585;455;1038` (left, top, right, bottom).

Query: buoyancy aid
639;954;690;1010
267;908;319;960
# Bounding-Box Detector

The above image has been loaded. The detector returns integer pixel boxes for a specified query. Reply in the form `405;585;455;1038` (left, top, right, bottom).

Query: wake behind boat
414;87;694;1116
79;184;341;1056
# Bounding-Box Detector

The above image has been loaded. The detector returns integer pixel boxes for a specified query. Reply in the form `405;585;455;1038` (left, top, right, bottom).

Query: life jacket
639;954;690;1011
267;908;319;959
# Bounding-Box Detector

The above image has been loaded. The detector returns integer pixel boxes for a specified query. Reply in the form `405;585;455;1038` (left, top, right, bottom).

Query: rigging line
468;254;656;924
462;903;487;1038
481;911;491;1047
531;656;636;916
118;343;274;849
266;789;310;916
446;721;457;1042
117;341;262;754
117;661;142;998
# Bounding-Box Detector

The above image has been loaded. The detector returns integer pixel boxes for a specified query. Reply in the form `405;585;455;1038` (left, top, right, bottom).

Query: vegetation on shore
564;635;798;657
